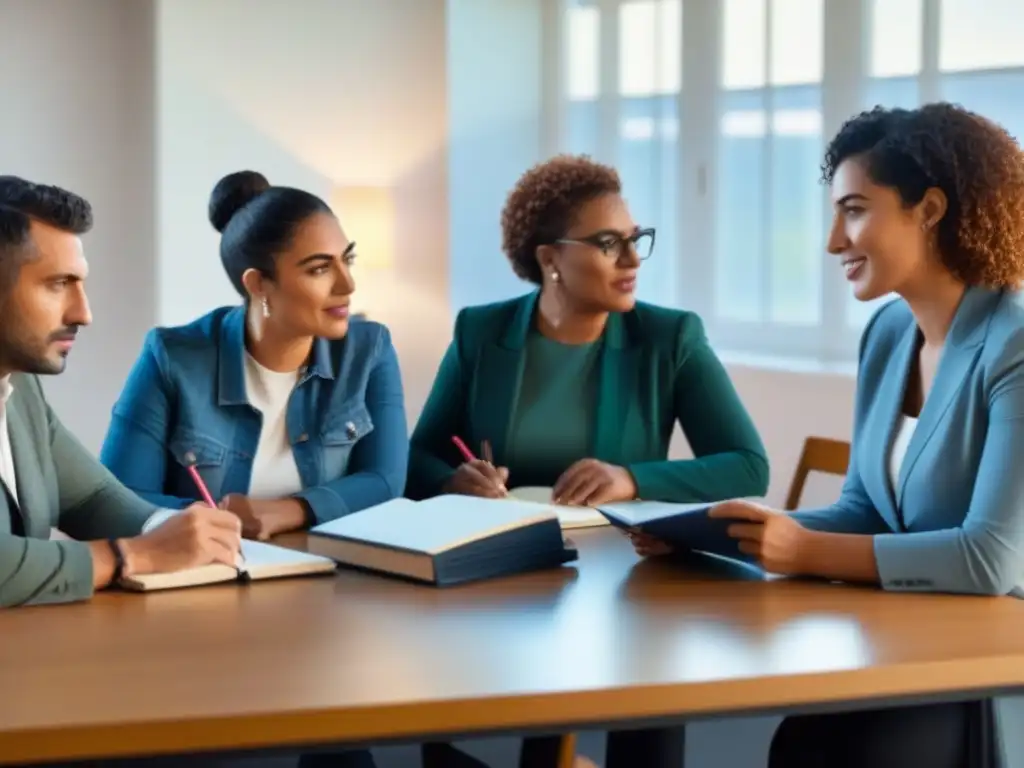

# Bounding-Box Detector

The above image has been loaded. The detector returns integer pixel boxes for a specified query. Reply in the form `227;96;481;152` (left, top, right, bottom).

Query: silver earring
551;271;560;282
261;296;270;318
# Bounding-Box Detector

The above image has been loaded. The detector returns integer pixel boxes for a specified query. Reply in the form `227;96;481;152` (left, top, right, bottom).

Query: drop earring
261;296;270;318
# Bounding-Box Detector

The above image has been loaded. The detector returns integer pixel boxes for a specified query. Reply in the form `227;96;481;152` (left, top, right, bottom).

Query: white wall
447;0;549;309
0;0;156;451
156;0;450;422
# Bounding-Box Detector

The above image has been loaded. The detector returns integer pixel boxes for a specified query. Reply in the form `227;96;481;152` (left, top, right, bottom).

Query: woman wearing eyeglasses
408;154;769;768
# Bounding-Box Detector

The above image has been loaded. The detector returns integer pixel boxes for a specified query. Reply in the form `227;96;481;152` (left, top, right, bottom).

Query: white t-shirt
0;376;17;504
242;353;303;499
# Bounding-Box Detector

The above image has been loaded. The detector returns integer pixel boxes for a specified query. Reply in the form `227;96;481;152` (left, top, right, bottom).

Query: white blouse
888;414;919;492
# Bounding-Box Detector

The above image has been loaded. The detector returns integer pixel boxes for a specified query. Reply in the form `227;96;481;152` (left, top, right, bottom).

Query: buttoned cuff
873;533;936;591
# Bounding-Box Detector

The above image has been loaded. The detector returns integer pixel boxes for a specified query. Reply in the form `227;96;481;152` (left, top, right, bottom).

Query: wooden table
3;529;1024;764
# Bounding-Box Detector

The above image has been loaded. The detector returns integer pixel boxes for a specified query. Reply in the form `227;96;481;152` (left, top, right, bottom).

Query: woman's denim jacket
99;305;408;524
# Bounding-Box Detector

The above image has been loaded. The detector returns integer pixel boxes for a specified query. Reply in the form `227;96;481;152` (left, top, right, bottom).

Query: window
938;1;1024;148
715;0;824;329
553;0;1021;362
565;0;682;308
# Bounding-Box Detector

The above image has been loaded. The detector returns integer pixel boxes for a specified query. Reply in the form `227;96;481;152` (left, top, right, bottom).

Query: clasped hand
551;459;636;506
628;499;811;575
446;457;636;506
218;494;307;540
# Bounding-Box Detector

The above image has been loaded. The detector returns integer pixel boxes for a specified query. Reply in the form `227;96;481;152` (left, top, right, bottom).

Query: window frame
545;0;1024;364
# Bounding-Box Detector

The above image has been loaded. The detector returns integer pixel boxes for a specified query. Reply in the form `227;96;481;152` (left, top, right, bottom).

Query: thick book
506;486;611;530
307;495;579;586
597;500;744;558
119;539;337;592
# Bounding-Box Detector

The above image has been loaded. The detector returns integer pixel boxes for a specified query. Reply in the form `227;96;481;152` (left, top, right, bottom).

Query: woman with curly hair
408;154;767;507
408;154;768;766
634;102;1024;766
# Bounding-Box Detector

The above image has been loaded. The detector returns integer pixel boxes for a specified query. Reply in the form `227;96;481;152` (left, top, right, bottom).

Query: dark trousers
297;750;377;768
518;727;685;768
768;699;1002;768
422;727;685;768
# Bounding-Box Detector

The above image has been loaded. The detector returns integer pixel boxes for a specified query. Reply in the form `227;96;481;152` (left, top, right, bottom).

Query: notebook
597;500;744;559
118;539;337;592
307;495;578;586
506;486;611;530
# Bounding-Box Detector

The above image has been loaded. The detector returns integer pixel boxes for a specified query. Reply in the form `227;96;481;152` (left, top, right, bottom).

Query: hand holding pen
182;451;247;573
118;451;244;579
443;436;510;498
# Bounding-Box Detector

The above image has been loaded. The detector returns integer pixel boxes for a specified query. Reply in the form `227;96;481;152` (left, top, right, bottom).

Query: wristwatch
108;538;127;584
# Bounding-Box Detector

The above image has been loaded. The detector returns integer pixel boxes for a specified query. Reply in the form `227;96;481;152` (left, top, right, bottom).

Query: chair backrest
783;436;851;511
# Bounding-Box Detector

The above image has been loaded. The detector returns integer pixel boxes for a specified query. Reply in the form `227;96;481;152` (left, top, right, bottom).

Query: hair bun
208;171;271;233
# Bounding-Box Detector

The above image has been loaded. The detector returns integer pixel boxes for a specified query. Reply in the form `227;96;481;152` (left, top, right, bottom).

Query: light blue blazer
793;285;1024;597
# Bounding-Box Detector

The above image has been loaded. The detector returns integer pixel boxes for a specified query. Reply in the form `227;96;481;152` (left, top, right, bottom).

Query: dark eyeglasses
554;227;656;261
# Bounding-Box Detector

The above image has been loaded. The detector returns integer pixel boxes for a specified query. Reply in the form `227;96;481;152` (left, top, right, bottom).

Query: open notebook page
506;487;610;529
119;539;336;592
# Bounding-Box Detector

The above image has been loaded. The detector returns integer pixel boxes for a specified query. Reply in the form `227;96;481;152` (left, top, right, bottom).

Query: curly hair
500;154;621;284
822;102;1024;288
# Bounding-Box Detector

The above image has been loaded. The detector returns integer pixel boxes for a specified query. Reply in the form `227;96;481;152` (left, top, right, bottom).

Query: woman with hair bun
100;170;408;555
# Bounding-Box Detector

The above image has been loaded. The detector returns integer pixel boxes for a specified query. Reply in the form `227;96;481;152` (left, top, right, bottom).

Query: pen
182;451;247;572
450;435;477;463
182;451;218;508
450;436;506;495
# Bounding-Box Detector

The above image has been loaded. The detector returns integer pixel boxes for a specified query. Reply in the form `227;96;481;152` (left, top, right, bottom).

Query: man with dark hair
0;176;242;608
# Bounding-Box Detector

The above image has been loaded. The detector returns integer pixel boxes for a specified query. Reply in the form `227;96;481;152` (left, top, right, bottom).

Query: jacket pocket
318;403;375;480
167;430;231;500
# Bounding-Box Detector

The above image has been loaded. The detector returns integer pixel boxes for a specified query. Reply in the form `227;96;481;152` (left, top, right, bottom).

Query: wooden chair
516;734;580;768
783;436;851;510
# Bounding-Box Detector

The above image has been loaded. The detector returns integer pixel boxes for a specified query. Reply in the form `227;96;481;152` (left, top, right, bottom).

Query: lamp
330;186;396;270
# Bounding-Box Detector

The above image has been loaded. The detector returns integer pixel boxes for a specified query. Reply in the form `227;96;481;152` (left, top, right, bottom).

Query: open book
597;500;742;558
118;539;337;592
506;486;611;530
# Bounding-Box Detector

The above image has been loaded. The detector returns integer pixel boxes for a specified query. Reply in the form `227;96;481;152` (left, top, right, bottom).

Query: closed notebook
119;539;337;592
506;486;611;530
597;500;744;559
307;495;578;586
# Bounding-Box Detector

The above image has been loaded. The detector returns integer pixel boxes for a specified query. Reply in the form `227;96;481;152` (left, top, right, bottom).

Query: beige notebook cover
119;539;337;592
506;486;611;530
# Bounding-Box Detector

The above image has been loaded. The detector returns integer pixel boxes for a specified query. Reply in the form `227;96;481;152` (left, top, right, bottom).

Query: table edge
4;655;1023;763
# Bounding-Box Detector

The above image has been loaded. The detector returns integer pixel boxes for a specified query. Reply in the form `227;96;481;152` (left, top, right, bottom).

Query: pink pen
450;435;477;463
182;451;218;508
450;436;506;495
182;451;246;568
